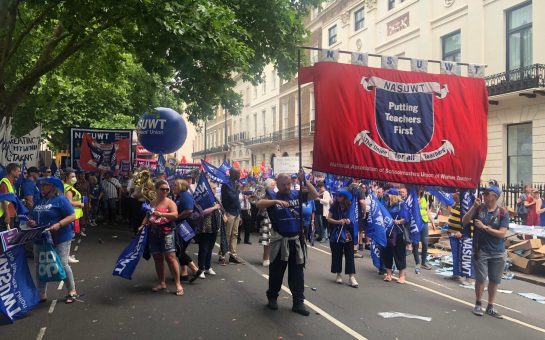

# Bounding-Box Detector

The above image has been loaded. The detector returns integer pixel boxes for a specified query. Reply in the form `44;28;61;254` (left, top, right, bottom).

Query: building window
282;102;288;130
262;110;266;135
507;2;532;71
328;25;337;46
271;106;277;132
442;30;461;62
354;8;364;31
507;123;532;184
388;0;395;10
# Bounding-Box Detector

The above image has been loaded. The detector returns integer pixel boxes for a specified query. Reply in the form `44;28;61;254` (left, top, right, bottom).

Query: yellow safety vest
64;183;84;219
0;177;15;218
419;197;429;223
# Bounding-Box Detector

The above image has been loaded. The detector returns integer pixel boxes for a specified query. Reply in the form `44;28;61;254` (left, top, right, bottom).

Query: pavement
3;223;545;340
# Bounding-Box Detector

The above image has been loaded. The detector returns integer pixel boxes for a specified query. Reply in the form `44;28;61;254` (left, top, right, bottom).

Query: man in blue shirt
221;168;243;264
462;184;509;319
21;166;41;210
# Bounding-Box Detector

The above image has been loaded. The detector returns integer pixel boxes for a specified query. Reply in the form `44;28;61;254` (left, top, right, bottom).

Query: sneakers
463;278;475;286
486;306;504;319
292;303;310;316
421;262;432;270
267;299;278;310
354;252;364;258
205;268;216;276
262;260;270;267
198;271;206;279
415;267;421;275
219;257;227;266
229;255;245;264
335;273;343;284
80;232;87;237
358;244;364;251
349;275;359;288
68;255;79;263
472;305;484;316
364;244;371;250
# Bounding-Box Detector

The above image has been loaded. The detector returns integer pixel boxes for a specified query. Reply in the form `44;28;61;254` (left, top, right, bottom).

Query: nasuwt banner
299;62;488;188
70;128;132;173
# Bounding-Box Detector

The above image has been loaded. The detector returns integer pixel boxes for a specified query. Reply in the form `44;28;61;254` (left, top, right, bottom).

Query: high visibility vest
0;177;15;218
64;183;84;219
419;197;429;223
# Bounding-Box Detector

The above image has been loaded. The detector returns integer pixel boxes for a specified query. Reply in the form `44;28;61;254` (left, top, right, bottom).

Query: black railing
244;121;315;147
501;183;545;224
228;132;248;143
191;144;228;158
485;64;545;96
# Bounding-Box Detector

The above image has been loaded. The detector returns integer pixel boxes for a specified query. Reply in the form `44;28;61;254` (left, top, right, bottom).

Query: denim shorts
473;252;505;284
149;229;176;255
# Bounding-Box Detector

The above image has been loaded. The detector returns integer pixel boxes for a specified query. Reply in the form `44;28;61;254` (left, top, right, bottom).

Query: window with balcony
282;102;288;130
271;106;277;132
442;30;461;62
262;110;267;135
328;25;337;46
354;7;364;31
507;2;532;71
253;113;258;137
507;123;532;184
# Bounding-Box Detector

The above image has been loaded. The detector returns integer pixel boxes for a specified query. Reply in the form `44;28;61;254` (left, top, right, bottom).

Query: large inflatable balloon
137;107;188;154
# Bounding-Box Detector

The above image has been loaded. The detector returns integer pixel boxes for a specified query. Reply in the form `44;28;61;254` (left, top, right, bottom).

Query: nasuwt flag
201;160;230;186
403;188;426;244
79;132;131;173
299;62;488;188
112;227;149;280
427;186;455;206
193;173;216;209
366;194;390;248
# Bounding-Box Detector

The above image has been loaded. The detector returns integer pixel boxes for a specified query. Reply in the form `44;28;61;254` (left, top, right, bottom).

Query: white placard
273;157;299;175
381;55;398;69
411;58;428;72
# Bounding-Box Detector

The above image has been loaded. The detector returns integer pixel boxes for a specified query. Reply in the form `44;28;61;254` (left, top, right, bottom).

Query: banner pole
297;48;304;242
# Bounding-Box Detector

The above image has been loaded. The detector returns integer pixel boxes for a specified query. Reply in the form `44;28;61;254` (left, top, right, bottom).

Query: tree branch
0;0;20;70
6;0;61;63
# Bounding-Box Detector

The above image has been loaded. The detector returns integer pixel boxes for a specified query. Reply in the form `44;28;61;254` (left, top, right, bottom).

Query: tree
0;0;321;140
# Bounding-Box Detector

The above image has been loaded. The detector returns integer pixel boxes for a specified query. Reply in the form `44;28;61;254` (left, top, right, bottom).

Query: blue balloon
137;107;188;154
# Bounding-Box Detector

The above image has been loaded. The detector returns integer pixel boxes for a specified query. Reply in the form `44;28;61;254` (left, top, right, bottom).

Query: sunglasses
46;170;52;173
159;187;170;192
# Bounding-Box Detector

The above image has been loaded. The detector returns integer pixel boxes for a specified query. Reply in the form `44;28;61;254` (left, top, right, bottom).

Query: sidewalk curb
514;274;545;288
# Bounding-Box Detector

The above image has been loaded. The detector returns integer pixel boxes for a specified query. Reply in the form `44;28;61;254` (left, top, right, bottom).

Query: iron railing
485;64;545;96
244;120;315;147
227;132;248;144
500;183;545;224
191;144;228;158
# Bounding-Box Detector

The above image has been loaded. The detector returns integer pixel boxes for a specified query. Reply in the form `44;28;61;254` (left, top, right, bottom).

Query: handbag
176;221;196;242
38;240;67;282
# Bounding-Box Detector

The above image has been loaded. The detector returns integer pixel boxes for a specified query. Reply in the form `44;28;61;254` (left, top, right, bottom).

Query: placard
273;157;299;175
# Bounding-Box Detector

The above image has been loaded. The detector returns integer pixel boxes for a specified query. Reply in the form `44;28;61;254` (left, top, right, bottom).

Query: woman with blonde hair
382;189;409;284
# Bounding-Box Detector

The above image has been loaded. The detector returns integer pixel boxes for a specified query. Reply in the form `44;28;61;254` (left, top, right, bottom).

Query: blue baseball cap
483;186;501;197
385;188;400;196
337;188;353;201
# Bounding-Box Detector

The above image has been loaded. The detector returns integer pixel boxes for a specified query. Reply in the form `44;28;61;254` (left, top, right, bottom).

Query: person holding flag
382;189;409;284
257;171;319;316
327;189;358;288
20;166;41;210
0;163;21;230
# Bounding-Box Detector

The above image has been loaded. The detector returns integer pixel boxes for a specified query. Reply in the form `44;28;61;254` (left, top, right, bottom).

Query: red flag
301;62;488;188
180;155;187;164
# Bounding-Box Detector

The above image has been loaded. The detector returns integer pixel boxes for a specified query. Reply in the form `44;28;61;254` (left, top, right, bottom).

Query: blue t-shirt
90;184;102;200
473;206;509;256
302;200;315;226
329;202;352;243
22;179;40;205
32;195;75;245
176;191;195;214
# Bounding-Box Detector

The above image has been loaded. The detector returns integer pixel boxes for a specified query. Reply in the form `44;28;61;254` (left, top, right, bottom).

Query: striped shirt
447;204;463;233
102;177;121;199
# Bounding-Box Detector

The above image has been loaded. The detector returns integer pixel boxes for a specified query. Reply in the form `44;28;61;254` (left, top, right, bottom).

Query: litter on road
378;312;432;322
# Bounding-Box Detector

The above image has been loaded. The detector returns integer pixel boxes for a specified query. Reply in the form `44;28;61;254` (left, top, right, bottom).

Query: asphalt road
3;223;545;340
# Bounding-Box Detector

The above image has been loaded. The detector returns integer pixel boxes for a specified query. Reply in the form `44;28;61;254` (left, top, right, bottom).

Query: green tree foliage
0;0;321;148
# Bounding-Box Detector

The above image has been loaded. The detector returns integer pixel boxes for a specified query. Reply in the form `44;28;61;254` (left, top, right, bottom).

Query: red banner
79;133;131;172
299;62;488;188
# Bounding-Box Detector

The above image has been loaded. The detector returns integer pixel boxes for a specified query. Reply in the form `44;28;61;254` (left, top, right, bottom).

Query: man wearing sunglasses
462;184;508;319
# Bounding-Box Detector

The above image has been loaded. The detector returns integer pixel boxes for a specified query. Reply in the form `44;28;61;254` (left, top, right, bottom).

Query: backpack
516;193;528;216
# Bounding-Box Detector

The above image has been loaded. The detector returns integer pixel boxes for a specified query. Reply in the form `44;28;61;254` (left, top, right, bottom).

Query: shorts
473;253;505;284
149;229;176;255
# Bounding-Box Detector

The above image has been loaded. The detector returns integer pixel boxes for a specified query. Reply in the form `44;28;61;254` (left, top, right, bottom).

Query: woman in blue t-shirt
327;189;358;288
382;189;408;284
28;177;78;303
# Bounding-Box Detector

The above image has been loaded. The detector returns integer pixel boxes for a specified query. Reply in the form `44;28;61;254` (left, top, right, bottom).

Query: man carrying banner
221;168;244;264
462;184;508;319
257;172;318;316
0;163;21;230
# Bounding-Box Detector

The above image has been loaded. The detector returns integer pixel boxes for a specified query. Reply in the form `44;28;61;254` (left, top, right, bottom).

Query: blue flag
112;227;149;280
219;160;231;174
366;194;390;248
461;190;475;215
348;188;359;246
426;186;455;206
403;188;425;244
201;160;230;185
156;154;167;175
0;245;40;323
370;240;382;270
0;193;29;217
193;173;216;209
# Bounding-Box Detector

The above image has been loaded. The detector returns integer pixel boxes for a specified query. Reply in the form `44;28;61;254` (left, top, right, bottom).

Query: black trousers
382;233;407;270
330;241;356;274
176;238;193;266
267;240;305;305
240;210;252;242
197;232;217;270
